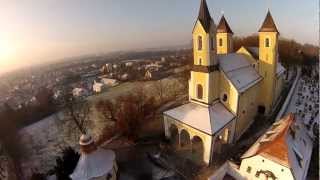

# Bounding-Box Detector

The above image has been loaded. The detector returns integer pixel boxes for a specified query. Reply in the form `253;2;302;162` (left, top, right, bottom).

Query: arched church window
199;58;202;65
198;36;202;50
219;38;223;47
197;84;203;99
265;38;270;47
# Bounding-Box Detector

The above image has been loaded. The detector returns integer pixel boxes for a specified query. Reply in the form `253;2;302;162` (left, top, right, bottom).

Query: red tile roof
257;114;295;167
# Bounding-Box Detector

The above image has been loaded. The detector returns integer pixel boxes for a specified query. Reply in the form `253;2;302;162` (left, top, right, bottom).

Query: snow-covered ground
19;112;76;176
18;76;186;177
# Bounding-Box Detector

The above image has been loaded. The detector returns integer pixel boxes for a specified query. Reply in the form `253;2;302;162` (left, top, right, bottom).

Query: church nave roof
219;53;262;93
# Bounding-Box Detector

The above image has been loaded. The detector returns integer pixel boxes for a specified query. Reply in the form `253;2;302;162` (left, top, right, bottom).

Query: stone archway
191;136;204;163
169;124;179;147
180;129;191;148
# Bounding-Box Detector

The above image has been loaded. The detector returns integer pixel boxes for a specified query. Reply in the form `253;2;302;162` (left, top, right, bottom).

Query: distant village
0;50;191;112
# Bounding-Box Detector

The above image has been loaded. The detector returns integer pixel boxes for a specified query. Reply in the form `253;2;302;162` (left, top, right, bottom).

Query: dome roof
70;149;116;180
79;134;94;146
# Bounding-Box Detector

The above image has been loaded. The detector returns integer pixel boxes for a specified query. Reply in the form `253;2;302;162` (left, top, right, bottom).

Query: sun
0;38;15;62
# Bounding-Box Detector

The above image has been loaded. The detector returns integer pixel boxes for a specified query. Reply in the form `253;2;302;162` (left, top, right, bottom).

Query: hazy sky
0;0;318;73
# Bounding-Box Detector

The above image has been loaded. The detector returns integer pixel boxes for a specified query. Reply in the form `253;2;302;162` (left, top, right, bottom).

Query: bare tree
153;79;168;104
96;86;156;141
58;90;91;135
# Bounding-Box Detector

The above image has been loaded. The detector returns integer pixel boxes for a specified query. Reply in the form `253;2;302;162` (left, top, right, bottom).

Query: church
163;0;286;165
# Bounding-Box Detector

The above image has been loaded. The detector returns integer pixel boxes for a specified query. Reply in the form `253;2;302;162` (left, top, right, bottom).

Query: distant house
93;78;118;93
125;62;133;67
120;74;128;81
72;88;87;97
144;70;167;80
92;81;105;93
101;78;118;87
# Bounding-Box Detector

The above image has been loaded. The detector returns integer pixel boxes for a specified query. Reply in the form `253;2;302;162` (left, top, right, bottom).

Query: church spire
217;15;233;34
259;10;279;34
197;0;213;33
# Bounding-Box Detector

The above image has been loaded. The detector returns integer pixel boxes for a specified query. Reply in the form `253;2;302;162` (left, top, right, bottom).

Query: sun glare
0;38;15;63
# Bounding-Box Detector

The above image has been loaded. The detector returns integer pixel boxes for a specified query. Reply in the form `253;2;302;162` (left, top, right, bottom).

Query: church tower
189;0;219;105
258;10;279;113
217;15;234;54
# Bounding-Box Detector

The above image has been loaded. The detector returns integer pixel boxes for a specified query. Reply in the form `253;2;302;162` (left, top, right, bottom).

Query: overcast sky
0;0;318;73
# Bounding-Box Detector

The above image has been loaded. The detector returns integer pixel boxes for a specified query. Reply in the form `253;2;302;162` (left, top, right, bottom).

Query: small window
242;110;246;114
252;64;256;68
197;84;203;99
246;166;252;173
265;38;270;47
262;159;265;162
198;36;202;50
219;38;223;47
210;37;214;50
222;94;228;102
199;58;202;65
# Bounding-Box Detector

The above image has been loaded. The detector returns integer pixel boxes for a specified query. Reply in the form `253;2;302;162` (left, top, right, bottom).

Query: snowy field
18;76;185;177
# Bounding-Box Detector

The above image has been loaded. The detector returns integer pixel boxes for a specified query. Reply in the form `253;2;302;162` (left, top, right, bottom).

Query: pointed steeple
259;10;279;33
217;15;233;34
197;0;213;33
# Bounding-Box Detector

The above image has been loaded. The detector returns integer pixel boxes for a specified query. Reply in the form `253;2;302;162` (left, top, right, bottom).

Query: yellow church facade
163;0;285;165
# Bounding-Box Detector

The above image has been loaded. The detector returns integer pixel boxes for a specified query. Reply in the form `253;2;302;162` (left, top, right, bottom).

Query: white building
101;78;118;87
125;62;133;67
208;113;313;180
70;134;118;180
239;113;313;180
92;81;105;93
72;88;87;97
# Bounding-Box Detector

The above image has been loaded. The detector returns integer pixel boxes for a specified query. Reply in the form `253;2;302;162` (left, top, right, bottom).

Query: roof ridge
257;114;294;167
